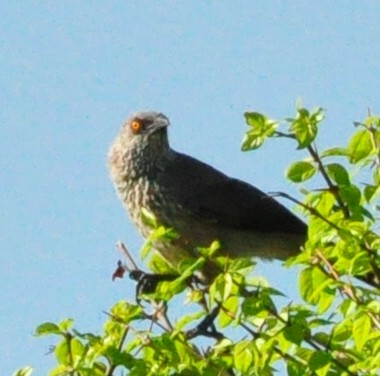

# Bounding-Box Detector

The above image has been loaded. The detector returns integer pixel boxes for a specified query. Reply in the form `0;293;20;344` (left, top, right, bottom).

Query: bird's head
108;111;171;180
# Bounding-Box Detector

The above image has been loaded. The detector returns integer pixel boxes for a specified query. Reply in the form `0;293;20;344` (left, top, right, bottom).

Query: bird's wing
160;152;306;235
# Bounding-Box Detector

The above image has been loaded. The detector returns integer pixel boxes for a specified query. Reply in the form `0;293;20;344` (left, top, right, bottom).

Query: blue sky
2;2;380;374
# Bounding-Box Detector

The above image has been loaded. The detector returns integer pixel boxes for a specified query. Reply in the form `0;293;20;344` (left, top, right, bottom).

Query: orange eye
130;119;142;134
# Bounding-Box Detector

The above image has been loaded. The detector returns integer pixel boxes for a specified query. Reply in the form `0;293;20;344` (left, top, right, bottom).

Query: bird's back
152;151;306;260
160;151;306;234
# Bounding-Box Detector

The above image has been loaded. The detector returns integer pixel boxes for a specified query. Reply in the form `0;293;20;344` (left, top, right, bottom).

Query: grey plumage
108;111;307;270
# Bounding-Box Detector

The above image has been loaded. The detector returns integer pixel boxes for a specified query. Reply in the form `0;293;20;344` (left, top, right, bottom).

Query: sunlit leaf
326;163;350;186
219;296;239;328
321;147;348;157
54;339;70;365
348;129;372;163
289;107;324;149
339;184;361;209
283;323;307;345
242;112;278;151
35;322;62;337
59;318;74;332
233;340;254;373
353;313;371;351
12;367;33;376
287;161;316;182
309;351;331;371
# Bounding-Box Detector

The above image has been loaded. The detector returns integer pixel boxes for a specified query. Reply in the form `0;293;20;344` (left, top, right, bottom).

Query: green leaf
59;318;74;332
244;112;278;134
287;362;305;376
332;319;352;342
209;274;226;302
366;300;380;314
174;311;204;332
153;225;179;241
49;365;69;376
186;289;203;304
70;337;85;360
54;339;70;365
325;163;350;186
299;267;314;304
197;240;221;257
363;114;380;128
321;147;348;157
233;340;254;373
374;167;380;185
339;184;361;209
289;107;324;149
148;251;178;273
308;351;331;371
299;267;335;313
241;294;272;318
353;313;371;351
140;207;158;228
142;225;179;261
287;161;316;182
12;367;33;376
102;346;135;367
283;323;307;345
364;184;380;202
228;257;255;275
241;133;265;151
109;301;143;323
241;112;277;151
153;278;186;301
34;322;62;337
348;129;373;163
219;296;239;328
140;239;153;260
313;191;336;216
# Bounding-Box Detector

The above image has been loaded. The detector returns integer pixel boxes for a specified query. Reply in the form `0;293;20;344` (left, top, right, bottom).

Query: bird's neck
129;140;172;176
110;135;172;188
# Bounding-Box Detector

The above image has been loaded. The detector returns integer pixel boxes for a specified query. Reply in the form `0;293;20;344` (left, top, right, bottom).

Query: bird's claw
129;270;178;304
185;304;224;340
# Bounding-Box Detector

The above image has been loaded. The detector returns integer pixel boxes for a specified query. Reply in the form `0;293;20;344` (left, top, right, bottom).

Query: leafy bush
15;105;380;376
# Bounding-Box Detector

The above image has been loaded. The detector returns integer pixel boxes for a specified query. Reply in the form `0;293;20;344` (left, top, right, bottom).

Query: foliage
15;105;380;375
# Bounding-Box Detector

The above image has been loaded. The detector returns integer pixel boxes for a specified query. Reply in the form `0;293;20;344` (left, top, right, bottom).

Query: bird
108;111;307;274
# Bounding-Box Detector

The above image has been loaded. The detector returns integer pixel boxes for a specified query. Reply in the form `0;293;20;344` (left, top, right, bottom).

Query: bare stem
307;143;350;218
117;241;139;271
270;191;341;231
316;250;380;330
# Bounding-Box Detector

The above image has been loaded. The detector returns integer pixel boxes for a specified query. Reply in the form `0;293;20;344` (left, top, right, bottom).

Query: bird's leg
185;304;224;340
114;241;226;340
130;270;206;304
129;270;178;304
114;241;178;303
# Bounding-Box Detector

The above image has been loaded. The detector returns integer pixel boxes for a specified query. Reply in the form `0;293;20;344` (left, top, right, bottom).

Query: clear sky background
2;2;380;375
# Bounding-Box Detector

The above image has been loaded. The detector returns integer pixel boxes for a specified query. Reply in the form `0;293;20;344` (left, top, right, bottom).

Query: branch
105;324;129;376
269;191;341;231
316;250;380;330
306;143;350;218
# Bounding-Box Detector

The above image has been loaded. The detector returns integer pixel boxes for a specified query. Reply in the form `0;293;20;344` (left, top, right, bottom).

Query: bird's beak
156;115;170;129
156;121;169;130
150;115;170;133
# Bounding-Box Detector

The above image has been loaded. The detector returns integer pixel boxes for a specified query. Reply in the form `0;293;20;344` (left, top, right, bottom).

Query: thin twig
269;191;341;231
148;301;173;332
316;250;380;330
274;131;297;139
105;324;129;376
219;301;318;375
307;143;350;218
315;250;358;301
220;276;359;376
117;241;139;271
